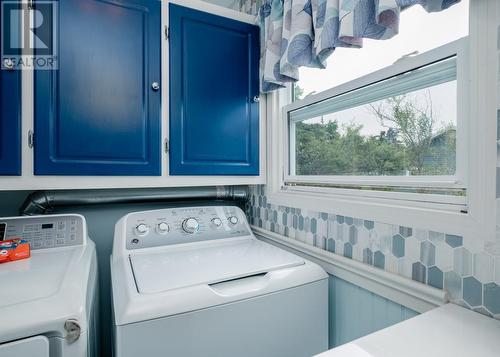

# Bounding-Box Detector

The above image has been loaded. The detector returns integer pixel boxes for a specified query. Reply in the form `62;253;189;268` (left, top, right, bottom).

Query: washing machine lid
0;243;96;343
0;336;49;357
0;248;73;308
130;239;305;294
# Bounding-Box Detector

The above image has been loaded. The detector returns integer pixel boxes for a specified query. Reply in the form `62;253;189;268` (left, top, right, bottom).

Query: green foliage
295;121;406;176
295;94;456;176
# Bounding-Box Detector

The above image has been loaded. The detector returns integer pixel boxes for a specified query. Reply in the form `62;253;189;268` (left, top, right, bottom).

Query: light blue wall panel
329;275;418;348
0;191;30;217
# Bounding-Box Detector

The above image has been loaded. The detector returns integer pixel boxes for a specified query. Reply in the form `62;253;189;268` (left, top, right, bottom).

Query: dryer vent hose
20;186;249;216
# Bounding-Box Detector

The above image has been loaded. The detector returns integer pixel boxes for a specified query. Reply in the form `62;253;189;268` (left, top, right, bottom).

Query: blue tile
298;215;304;231
345;216;353;225
282;212;287;226
349;226;358;245
428;266;444;289
310;218;317;234
272;210;278;223
445;234;463;248
270;223;275;232
344;242;353;259
337;215;345;224
463;277;483;307
284;226;289;237
374;251;385;269
327;238;335;253
292;215;298;229
392;234;405;258
412;262;426;283
320;212;328;220
483;283;500;314
363;220;374;230
399;226;412;238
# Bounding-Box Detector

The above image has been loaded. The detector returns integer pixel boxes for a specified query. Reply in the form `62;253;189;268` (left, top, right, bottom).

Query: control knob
156;222;170;234
182;217;199;234
211;217;222;227
135;224;149;236
228;216;239;225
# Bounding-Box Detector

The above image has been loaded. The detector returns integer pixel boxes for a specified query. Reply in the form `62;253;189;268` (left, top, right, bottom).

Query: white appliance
314;304;500;357
111;205;328;357
0;214;98;357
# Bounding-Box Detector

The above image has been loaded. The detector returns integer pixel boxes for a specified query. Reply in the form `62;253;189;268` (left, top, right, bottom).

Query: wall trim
252;226;448;313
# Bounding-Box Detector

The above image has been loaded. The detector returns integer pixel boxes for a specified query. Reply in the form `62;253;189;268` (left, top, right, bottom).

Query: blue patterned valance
259;0;461;92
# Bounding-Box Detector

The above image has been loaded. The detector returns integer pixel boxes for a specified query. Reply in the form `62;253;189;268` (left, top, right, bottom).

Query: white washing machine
111;205;328;357
0;214;98;357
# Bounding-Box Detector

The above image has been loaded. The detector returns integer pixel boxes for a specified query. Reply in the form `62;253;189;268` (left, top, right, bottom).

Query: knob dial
228;216;239;225
156;222;170;234
135;224;149;236
182;217;199;234
211;217;222;227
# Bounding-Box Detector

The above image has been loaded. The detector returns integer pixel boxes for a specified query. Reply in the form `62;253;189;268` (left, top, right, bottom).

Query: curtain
259;0;461;92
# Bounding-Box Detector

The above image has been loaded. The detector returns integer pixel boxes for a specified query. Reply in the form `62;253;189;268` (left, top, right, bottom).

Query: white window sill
267;188;478;238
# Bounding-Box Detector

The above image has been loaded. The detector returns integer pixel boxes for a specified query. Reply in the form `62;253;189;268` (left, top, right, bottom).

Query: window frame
265;0;498;240
284;39;468;201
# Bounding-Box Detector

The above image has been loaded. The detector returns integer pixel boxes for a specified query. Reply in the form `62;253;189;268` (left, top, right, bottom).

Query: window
267;0;498;241
284;40;467;203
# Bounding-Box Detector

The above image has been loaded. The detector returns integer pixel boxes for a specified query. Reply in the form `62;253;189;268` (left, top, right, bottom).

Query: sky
297;0;469;136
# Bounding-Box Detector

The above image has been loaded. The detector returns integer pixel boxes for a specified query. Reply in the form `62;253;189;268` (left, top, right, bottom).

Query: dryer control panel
123;206;251;250
0;214;86;249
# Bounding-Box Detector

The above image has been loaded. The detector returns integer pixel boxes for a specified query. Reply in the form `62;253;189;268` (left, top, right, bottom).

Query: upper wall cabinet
0;0;21;176
34;0;161;176
169;4;260;175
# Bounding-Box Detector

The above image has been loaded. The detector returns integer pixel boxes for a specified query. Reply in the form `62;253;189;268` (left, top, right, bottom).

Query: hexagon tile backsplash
246;185;500;320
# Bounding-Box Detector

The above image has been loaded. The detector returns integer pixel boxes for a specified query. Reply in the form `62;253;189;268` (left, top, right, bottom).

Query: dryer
111;205;328;357
0;214;98;357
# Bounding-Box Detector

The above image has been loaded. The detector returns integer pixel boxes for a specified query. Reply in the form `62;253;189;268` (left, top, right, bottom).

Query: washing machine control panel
125;206;251;250
0;214;85;249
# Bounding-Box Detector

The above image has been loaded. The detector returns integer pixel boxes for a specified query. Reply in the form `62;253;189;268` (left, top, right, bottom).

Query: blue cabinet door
169;4;260;176
34;0;161;175
0;0;21;176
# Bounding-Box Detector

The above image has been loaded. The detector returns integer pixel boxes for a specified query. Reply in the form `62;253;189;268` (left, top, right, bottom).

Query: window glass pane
293;0;468;100
292;80;456;176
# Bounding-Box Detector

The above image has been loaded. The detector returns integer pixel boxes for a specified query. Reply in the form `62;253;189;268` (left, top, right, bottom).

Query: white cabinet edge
252;226;448;313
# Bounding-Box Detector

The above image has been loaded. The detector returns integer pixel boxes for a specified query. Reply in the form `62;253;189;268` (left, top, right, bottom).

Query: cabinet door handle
252;95;260;103
151;82;160;91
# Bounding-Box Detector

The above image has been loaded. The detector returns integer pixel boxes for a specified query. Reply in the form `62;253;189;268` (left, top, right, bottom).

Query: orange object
0;238;31;264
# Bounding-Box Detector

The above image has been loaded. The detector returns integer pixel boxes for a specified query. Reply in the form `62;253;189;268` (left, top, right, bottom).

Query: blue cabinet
34;0;161;175
169;4;260;175
0;0;21;175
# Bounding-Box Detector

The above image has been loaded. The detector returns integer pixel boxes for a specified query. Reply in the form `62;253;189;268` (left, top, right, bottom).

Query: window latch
393;51;419;65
